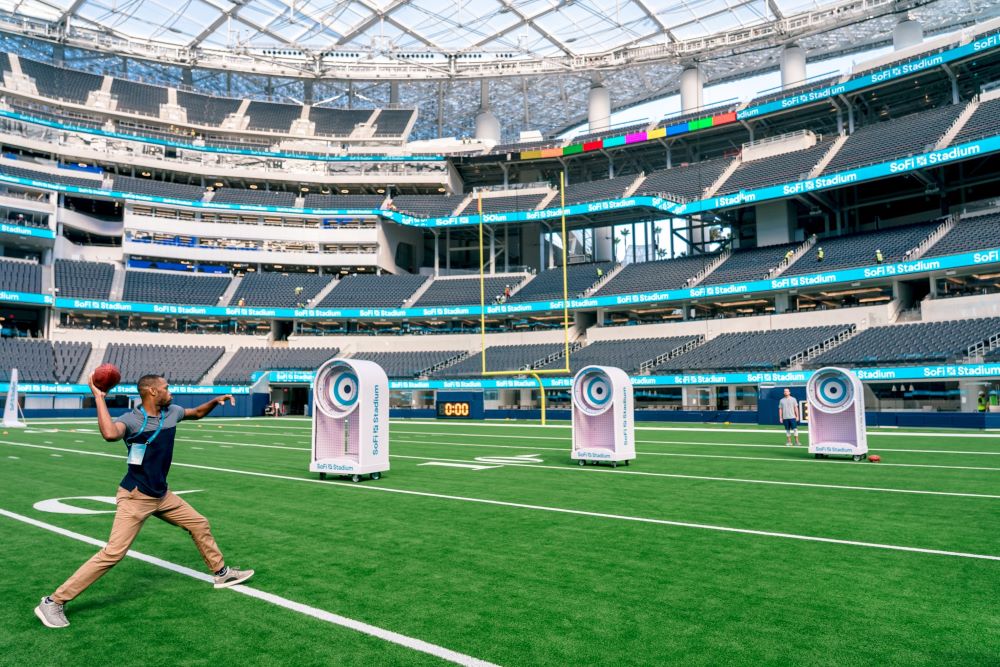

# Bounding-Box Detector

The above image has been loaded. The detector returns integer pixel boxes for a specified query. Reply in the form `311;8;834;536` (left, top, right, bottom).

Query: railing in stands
640;336;703;374
909;214;958;260
767;234;817;278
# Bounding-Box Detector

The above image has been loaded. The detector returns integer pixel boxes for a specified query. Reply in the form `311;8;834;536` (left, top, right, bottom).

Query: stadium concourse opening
2;2;1000;662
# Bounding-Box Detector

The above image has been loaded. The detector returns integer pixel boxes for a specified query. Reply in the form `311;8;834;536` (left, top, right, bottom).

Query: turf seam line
0;508;499;667
4;441;999;562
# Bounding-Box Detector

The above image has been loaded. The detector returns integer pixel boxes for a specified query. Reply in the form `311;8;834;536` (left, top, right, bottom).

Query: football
92;363;121;393
869;455;881;463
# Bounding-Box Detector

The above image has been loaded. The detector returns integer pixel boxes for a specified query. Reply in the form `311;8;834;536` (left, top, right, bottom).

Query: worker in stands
785;249;794;262
816;246;824;262
875;249;884;264
979;392;988;413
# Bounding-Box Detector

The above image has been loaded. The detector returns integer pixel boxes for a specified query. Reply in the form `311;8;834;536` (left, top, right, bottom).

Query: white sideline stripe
197;428;1000;458
386;437;1000;473
27;418;1000;439
0;509;498;667
169;436;1000;499
332;429;1000;457
241;421;1000;441
388;455;1000;500
3;441;999;562
170;431;1000;474
389;421;1000;439
14;430;1000;474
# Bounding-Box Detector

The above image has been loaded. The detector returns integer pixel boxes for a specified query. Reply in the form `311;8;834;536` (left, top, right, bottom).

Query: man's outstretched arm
184;395;235;421
90;375;126;442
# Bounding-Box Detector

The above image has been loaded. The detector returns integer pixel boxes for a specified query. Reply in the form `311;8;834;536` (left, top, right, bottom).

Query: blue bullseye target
574;368;614;415
316;361;360;416
809;368;855;412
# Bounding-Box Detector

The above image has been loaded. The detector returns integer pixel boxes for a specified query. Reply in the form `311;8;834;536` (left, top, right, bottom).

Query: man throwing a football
35;372;254;628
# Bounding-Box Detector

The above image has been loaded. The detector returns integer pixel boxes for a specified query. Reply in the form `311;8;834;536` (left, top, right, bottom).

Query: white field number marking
473;454;544;465
33;490;203;515
418;462;499;471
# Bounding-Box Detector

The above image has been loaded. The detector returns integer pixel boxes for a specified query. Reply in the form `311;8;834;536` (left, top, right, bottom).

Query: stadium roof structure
0;0;992;79
0;0;997;138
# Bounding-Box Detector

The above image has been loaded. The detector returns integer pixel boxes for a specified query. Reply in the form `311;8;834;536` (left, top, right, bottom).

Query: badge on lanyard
128;407;164;466
128;442;147;465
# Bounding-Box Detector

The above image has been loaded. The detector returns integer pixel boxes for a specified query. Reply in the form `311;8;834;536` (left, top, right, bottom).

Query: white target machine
806;367;868;461
571;365;635;467
310;358;390;482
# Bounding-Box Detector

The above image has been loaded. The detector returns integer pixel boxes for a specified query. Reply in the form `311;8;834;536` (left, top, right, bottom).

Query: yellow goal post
478;172;572;425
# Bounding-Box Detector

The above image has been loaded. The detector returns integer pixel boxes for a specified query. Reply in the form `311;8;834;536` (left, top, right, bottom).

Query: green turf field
1;417;998;665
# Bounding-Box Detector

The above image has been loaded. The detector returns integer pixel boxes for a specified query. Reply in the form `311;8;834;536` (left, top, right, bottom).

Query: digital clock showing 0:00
437;401;472;418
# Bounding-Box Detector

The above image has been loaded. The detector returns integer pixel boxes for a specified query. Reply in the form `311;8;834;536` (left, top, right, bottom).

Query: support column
433;231;440;276
504;225;510;272
755;200;797;246
489;228;496;274
680;65;703;114
588;79;610;132
303;80;314;105
780;44;806;89
959;380;988;413
389;81;400;106
594;227;613;262
893;18;923;51
475;80;501;143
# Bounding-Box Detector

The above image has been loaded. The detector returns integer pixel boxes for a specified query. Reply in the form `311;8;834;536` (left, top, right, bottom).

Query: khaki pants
52;486;225;604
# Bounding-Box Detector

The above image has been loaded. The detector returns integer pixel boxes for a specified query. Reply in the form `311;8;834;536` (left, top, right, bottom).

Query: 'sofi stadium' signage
0;222;56;239
0;31;994;168
0;107;444;164
2;134;999;230
0;383;251;395
520;31;1000;160
2;245;990;319
6;363;998;395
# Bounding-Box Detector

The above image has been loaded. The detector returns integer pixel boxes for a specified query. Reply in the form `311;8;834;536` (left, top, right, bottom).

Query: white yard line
2;440;998;562
386;437;1000;472
166;436;1000;499
387;454;1000;500
193;427;1000;457
0;509;498;667
388;421;1000;439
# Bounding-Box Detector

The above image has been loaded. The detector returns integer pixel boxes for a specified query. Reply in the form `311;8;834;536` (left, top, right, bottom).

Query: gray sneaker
213;566;254;589
35;597;69;628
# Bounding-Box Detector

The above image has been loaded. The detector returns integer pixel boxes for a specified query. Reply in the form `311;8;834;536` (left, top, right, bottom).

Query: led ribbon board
571;366;635;467
311;358;389;481
805;367;868;460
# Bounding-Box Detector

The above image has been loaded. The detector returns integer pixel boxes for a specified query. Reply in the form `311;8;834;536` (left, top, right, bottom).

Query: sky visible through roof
0;0;827;57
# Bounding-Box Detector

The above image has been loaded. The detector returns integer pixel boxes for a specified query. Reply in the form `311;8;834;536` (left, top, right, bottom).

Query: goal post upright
478;174;572;426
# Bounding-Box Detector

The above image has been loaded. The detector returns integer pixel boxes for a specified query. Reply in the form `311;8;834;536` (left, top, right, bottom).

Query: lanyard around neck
137;406;165;446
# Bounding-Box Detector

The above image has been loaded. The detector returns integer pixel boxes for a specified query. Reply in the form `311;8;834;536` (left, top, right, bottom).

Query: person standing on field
779;388;802;447
35;373;254;629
